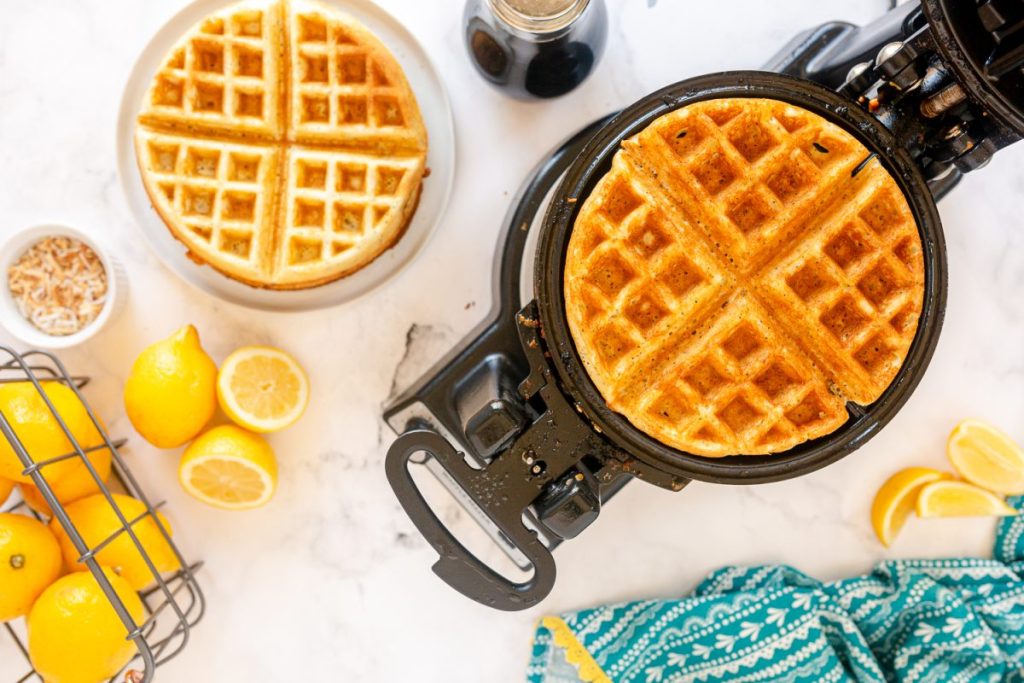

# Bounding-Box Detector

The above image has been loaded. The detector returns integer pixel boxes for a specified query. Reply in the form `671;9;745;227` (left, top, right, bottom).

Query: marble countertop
1;0;1023;680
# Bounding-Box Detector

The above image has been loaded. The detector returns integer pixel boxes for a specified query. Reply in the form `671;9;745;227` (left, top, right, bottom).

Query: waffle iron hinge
769;0;1024;195
384;302;637;609
514;301;649;540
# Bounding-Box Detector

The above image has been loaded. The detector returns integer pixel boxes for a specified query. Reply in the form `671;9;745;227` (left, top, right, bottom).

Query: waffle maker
384;0;1024;610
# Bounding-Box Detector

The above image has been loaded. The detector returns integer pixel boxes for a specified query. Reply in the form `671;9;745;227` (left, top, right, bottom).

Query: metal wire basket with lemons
0;347;203;683
124;325;309;510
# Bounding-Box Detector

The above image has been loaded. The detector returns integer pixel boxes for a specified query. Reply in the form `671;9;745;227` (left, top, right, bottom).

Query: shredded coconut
7;236;108;336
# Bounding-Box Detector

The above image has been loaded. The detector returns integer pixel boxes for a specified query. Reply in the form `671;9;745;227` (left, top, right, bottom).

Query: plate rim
116;0;455;312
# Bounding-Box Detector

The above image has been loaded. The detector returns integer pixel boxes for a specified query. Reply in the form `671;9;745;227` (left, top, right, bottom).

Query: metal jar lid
488;0;590;36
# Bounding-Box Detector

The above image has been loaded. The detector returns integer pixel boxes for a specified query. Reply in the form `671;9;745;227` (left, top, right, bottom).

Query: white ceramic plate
117;0;454;311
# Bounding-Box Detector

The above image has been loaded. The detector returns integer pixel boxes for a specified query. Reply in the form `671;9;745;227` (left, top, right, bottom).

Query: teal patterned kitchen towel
527;497;1024;683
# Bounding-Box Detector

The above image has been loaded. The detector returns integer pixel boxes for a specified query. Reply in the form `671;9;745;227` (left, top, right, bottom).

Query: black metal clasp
385;428;557;610
385;302;631;609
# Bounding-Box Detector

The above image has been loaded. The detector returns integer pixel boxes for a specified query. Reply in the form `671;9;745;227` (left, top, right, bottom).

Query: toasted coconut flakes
7;236;108;336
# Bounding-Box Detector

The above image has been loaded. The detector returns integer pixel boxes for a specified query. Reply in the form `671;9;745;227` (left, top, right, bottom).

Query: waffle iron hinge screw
920;83;967;119
846;62;870;82
875;41;904;69
875;29;933;91
840;61;876;100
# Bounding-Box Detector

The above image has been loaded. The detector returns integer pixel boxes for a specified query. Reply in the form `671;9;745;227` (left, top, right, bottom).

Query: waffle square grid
134;0;428;289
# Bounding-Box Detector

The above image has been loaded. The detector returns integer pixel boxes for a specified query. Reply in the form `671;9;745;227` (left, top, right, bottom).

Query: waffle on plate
564;98;924;457
135;0;427;289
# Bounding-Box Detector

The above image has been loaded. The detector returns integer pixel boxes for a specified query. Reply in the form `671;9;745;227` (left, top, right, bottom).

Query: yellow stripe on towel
541;616;612;683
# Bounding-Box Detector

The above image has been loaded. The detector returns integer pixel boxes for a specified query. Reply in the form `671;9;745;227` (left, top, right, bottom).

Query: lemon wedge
179;425;277;510
217;346;309;433
871;467;951;546
947;419;1024;496
916;480;1018;518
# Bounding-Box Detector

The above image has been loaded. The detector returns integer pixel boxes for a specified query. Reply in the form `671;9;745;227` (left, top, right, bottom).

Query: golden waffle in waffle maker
384;0;1024;610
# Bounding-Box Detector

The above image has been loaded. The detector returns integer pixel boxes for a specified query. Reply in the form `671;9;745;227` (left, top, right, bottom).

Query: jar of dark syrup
464;0;607;100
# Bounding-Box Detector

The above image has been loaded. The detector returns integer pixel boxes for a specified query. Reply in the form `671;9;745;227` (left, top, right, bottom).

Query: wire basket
0;346;204;683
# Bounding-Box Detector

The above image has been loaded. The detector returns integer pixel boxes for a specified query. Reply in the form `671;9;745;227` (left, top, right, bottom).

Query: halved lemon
871;467;951;546
947;419;1024;495
217;346;309;433
178;425;277;510
916;480;1018;518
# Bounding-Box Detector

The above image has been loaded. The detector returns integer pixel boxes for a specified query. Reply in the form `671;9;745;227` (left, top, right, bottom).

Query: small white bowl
0;224;127;350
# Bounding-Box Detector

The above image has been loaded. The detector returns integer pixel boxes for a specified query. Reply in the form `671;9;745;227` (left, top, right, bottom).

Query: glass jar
464;0;608;100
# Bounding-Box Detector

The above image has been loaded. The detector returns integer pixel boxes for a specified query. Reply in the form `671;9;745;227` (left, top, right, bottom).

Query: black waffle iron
384;0;1024;610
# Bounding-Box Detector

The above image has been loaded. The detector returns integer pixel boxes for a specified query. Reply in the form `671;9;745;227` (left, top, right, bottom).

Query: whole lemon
18;413;112;517
17;441;112;517
0;382;93;483
0;512;63;622
0;477;13;506
124;325;217;448
28;568;144;683
50;493;179;590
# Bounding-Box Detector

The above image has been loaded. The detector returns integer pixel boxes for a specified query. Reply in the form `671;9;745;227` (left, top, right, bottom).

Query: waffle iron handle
385;429;556;611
